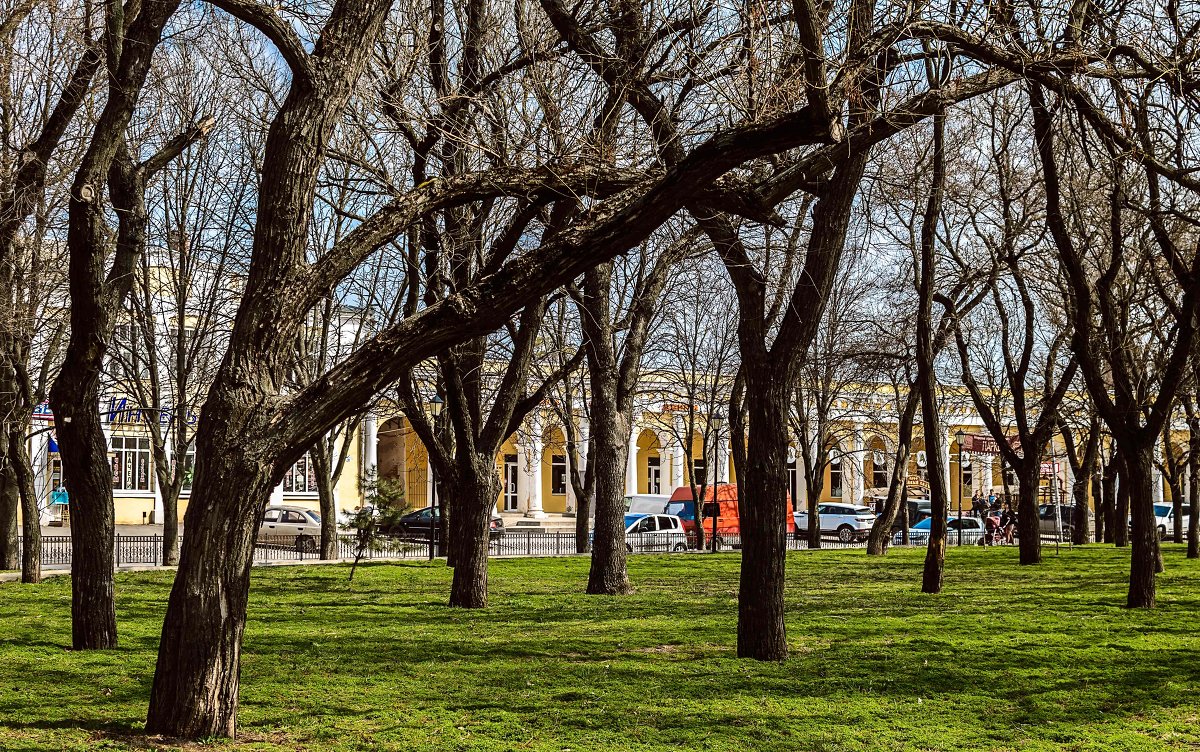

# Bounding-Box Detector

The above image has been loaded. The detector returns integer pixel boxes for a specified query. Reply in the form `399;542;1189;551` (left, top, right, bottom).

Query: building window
962;466;973;490
284;453;317;493
872;451;888;489
829;456;843;498
647;455;661;494
691;458;707;488
178;450;195;492
111;436;152;491
551;454;567;495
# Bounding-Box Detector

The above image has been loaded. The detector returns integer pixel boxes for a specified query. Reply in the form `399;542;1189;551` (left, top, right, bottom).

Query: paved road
40;524;176;538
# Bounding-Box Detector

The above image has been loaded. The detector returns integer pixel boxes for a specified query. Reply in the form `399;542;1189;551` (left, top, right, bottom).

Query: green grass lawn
2;546;1199;751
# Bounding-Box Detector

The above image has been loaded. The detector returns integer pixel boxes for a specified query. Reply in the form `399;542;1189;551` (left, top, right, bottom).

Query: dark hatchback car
386;506;506;540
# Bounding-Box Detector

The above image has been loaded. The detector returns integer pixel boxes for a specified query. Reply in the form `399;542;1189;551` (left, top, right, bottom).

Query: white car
625;513;690;553
794;503;876;543
1154;504;1191;540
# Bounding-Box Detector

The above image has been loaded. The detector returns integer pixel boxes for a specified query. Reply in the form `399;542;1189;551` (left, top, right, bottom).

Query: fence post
526;531;532;556
115;535;121;568
555;531;561;555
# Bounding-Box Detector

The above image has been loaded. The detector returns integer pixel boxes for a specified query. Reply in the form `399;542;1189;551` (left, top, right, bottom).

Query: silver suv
259;505;323;553
794;503;876;543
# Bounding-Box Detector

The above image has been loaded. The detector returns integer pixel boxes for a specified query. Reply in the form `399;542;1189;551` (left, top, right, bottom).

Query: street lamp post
956;430;965;547
428;394;444;560
710;409;724;554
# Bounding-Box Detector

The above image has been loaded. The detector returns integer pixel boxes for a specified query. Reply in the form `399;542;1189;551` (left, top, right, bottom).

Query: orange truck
666;484;796;549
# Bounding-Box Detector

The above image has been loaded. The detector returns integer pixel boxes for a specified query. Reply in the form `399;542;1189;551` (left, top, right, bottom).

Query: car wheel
837;525;855;543
295;535;317;554
1158;525;1167;540
673;542;687;553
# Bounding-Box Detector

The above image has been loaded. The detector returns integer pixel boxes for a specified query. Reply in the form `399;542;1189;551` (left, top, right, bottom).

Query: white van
624;494;671;516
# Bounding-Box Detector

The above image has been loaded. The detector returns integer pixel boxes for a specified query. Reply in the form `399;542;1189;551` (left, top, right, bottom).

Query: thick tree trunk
587;387;631;595
49;370;118;650
1015;463;1042;565
448;457;500;608
1092;470;1105;543
146;422;273;738
736;373;789;661
867;392;917;555
12;428;41;583
0;455;18;570
1123;446;1159;608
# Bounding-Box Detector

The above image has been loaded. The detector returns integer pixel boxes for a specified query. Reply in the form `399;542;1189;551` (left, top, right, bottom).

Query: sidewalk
40;524;174;537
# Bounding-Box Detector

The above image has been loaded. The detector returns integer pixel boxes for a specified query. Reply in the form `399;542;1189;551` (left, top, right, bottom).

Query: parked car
893;516;986;546
625;514;690;553
666;484;796;550
1153;503;1191;540
887;499;933;532
259;505;322;553
794;503;877;543
624;494;671;528
1037;504;1094;540
386;506;505;540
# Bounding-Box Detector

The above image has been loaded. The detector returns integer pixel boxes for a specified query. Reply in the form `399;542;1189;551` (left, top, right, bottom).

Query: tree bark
736;371;789;660
1123;445;1159;607
146;402;275;738
586;379;632;595
12;427;41;583
1188;409;1199;559
50;370;118;649
1015;462;1042;565
0;451;17;570
448;456;501;607
867;390;917;555
1115;465;1129;547
1102;455;1118;543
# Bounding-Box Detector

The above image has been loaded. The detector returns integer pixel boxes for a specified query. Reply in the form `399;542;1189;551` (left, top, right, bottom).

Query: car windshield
1154;504;1172;517
666;501;689;516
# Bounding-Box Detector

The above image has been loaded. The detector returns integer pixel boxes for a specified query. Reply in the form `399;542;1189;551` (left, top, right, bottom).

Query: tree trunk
0;454;18;570
1189;420;1199;559
1072;473;1091;545
735;371;789;661
1171;478;1184;544
312;448;338;560
867;392;917;555
49;370;118;650
146;425;273;738
1092;470;1105;543
1122;445;1159;608
586;385;631;595
1015;462;1042;565
162;488;181;566
1102;457;1118;544
12;427;41;583
806;470;822;549
448;456;500;608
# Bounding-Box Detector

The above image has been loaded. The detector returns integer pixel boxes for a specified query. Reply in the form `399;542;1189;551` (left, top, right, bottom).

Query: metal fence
12;527;1073;570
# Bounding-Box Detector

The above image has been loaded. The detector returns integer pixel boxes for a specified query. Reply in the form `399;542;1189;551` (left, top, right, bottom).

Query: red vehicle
666;484;795;550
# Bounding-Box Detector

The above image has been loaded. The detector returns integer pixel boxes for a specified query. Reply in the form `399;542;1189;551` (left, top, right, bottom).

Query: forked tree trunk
587;389;631;595
50;372;118;649
448;457;501;608
736;374;789;661
867;392;917;555
146;421;274;738
13;428;41;583
1123;445;1159;608
1015;463;1042;565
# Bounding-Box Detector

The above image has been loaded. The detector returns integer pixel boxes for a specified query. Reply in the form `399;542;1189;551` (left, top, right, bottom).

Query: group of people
970;491;1017;545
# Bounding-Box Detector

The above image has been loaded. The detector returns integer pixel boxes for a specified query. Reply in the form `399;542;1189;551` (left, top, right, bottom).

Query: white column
986;455;997;495
362;413;378;481
846;431;863;506
1153;442;1165;507
522;431;545;518
426;459;435;508
625;419;639;496
941;429;952;494
718;443;731;483
565;435;576;513
32;428;50;524
671;417;686;489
